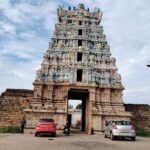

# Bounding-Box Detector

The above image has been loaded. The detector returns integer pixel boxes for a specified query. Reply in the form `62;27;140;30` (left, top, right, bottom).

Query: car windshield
39;118;54;122
114;121;131;125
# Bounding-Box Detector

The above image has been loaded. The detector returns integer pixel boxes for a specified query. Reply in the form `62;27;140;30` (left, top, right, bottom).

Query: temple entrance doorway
68;89;90;133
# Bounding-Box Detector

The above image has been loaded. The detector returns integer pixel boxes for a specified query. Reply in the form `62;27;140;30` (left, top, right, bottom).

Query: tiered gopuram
25;4;131;133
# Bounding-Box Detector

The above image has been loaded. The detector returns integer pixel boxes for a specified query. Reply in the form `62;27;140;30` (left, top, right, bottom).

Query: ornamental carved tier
35;4;122;86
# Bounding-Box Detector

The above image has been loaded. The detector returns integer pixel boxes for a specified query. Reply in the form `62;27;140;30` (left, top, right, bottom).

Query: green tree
76;103;82;110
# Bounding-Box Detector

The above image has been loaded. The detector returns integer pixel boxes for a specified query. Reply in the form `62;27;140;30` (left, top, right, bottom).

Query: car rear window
114;121;131;125
39;118;54;122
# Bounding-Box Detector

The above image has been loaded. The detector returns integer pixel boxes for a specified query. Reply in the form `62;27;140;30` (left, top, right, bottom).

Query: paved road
0;133;150;150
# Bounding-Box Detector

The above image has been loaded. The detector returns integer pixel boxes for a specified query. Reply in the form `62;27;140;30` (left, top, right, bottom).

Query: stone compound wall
0;89;150;131
124;104;150;131
0;89;33;127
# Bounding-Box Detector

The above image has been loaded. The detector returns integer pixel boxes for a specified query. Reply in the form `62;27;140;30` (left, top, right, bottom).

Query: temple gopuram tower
25;4;131;133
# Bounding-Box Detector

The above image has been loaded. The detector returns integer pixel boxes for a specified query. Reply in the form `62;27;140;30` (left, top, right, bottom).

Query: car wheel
52;132;56;137
131;137;136;141
35;132;39;137
110;132;115;140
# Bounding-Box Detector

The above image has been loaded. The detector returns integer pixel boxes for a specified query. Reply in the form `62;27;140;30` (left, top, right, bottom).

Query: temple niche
24;4;131;133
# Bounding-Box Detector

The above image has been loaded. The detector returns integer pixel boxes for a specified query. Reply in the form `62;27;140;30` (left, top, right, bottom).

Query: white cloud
0;21;16;34
0;0;58;30
1;38;44;59
0;52;41;92
0;21;16;38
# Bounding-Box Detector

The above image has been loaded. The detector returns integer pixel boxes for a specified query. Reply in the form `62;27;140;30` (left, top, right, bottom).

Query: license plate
120;132;130;136
41;124;49;126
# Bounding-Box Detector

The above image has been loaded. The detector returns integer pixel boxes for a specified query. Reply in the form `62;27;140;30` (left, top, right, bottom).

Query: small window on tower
68;20;72;24
78;40;82;46
59;17;62;23
77;52;82;61
78;29;82;35
77;69;83;82
91;42;94;48
79;21;82;25
88;21;91;25
65;40;68;45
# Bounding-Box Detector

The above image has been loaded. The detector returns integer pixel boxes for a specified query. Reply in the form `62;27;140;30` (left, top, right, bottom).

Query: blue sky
0;0;150;104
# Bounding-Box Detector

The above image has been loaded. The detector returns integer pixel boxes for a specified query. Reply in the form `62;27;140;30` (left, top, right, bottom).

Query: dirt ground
0;132;150;150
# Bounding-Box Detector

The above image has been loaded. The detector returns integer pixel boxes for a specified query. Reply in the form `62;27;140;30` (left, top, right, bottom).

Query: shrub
0;126;21;133
136;127;150;137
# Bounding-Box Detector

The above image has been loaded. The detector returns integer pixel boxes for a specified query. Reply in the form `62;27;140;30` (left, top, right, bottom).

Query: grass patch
136;127;150;137
0;126;21;133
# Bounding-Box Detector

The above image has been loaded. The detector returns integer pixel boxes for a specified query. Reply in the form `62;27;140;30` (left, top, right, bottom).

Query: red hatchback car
35;118;57;137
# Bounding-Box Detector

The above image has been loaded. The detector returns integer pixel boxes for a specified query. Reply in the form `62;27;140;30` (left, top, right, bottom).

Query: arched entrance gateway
68;89;90;132
24;4;131;134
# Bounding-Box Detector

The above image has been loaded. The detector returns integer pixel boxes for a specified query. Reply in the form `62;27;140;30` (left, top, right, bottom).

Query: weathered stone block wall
0;89;33;127
0;88;150;131
124;104;150;130
25;111;66;129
